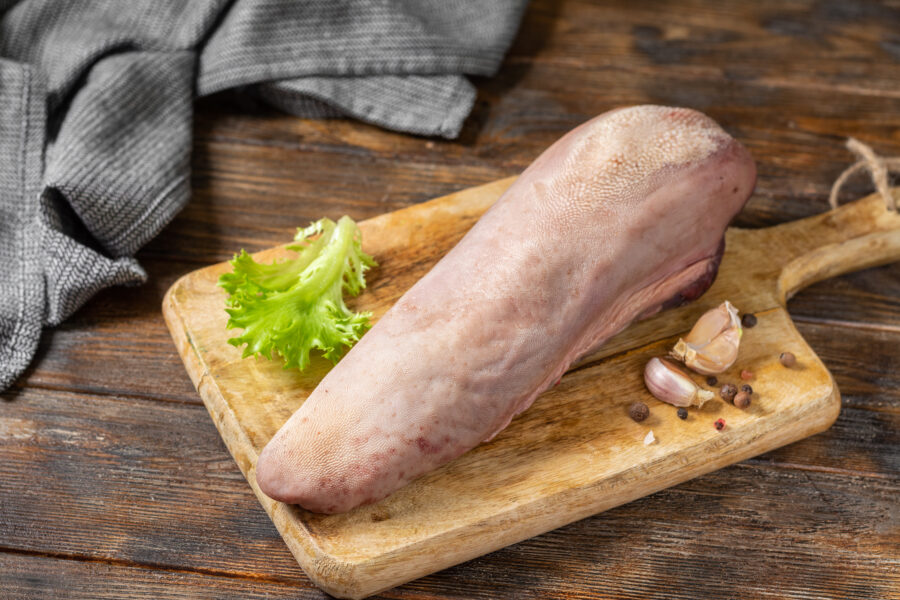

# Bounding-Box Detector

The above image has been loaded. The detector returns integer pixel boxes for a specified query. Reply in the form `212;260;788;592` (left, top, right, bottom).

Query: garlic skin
643;357;715;407
671;300;742;375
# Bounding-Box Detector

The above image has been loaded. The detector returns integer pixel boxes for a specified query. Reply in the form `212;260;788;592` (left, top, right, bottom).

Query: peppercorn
720;383;738;403
629;401;650;422
741;384;753;394
706;375;718;386
741;313;757;328
780;352;797;367
741;369;754;381
714;418;726;431
676;407;688;420
734;391;751;409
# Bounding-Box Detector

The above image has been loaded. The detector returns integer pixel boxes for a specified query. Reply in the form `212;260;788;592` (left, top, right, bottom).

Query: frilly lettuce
219;216;376;370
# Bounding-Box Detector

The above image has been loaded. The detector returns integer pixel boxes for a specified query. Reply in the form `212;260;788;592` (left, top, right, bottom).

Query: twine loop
829;138;899;212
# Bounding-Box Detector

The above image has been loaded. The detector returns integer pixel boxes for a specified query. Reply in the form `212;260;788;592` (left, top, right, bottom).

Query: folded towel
0;0;528;390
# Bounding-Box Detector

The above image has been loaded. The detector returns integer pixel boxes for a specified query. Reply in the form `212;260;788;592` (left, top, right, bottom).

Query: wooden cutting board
163;178;900;599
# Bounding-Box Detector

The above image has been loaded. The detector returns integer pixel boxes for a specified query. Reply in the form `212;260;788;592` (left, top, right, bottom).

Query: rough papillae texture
256;105;757;513
0;0;528;391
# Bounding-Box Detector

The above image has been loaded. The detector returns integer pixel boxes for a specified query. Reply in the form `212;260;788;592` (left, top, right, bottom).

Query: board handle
772;189;900;303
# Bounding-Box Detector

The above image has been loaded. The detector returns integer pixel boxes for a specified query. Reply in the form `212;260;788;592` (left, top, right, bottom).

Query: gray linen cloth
0;0;528;390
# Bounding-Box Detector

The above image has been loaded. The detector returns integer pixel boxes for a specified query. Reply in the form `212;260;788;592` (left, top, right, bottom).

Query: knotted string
829;138;899;212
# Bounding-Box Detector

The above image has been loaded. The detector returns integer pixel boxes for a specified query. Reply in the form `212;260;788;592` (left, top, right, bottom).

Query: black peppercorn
720;383;738;403
706;375;718;386
741;384;753;394
629;401;649;422
676;407;688;420
734;391;751;409
741;313;757;328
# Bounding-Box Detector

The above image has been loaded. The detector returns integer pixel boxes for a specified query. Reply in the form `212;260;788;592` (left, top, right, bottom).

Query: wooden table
3;1;898;598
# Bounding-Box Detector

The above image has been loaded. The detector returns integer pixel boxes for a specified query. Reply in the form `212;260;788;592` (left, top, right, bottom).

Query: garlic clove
670;300;742;375
672;326;741;374
643;357;715;408
682;300;738;345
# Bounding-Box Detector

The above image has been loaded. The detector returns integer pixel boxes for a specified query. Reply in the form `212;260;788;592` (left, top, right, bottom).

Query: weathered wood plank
0;388;306;582
789;264;900;329
754;404;899;476
3;514;898;600
509;0;900;96
796;321;900;412
1;443;896;600
441;464;899;600
7;503;895;600
0;553;317;600
1;384;895;586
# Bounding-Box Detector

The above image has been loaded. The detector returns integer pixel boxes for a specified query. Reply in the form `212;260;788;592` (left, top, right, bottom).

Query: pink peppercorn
714;418;726;431
740;369;753;381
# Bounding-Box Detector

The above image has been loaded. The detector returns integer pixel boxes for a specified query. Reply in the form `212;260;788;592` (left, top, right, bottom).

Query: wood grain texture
0;387;306;582
163;177;900;596
7;0;900;597
0;553;310;600
155;75;900;265
789;263;900;329
1;388;896;599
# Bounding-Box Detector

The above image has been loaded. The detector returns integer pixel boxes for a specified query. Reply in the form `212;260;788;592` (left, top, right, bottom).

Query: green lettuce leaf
219;216;376;370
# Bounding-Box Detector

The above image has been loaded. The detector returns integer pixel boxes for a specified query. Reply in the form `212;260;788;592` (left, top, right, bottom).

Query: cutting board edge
300;379;842;599
163;272;843;599
162;275;338;584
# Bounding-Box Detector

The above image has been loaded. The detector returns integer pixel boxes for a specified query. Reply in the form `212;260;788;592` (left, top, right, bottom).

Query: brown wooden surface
3;1;899;598
163;178;899;596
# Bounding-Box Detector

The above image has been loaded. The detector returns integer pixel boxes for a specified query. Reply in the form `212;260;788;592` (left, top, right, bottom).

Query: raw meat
256;105;756;513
